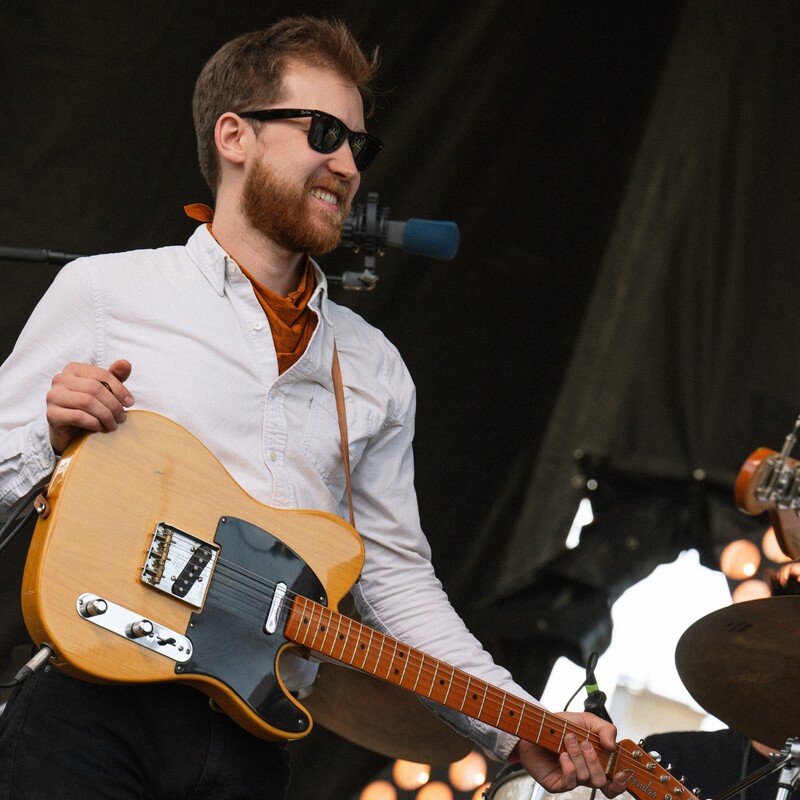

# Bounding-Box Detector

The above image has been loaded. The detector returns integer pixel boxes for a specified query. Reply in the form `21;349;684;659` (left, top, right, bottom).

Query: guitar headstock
617;739;699;800
734;447;800;559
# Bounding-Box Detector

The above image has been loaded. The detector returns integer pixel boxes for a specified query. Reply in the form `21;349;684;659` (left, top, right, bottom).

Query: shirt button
253;321;264;331
269;451;278;462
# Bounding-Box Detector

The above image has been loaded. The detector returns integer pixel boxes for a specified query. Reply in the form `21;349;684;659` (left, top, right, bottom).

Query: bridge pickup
141;523;219;608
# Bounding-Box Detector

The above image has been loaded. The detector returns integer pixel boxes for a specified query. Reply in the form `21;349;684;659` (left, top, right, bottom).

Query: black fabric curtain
455;0;800;700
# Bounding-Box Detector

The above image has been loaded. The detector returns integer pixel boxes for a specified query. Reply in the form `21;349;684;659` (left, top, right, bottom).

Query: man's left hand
516;711;629;797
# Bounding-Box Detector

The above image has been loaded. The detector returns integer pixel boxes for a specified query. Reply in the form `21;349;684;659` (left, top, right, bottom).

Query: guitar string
149;541;673;783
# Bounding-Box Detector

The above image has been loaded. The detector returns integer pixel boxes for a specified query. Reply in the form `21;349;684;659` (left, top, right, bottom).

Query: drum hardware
709;739;800;800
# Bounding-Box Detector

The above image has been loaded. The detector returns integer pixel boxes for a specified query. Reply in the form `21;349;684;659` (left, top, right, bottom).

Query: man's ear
214;112;251;167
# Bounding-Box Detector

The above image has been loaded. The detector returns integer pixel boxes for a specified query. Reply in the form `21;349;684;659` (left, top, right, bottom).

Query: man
0;17;627;799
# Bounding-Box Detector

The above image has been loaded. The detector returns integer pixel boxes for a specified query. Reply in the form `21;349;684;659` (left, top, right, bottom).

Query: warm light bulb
719;539;761;580
762;527;792;564
448;751;488;792
732;578;771;603
416;781;453;800
392;760;430;791
359;779;397;800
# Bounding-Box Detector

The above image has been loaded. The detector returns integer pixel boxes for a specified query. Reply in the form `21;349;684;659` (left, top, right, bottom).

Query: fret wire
514;701;526;736
495;691;507;727
331;613;344;659
346;618;358;665
476;682;489;720
442;665;455;703
374;633;387;675
361;629;374;670
535;711;546;743
385;640;399;679
411;654;425;693
427;659;440;698
459;676;471;712
307;604;325;650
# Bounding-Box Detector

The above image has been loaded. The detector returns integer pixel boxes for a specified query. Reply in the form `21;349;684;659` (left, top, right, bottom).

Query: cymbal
675;596;800;749
302;660;473;764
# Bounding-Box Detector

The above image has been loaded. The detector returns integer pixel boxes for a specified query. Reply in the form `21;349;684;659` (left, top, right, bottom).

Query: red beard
241;159;352;255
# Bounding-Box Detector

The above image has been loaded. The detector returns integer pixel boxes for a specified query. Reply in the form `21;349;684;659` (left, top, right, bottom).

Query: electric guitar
23;411;693;800
735;445;800;559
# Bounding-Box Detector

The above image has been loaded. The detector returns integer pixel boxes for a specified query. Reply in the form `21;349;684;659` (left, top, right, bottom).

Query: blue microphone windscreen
402;219;460;260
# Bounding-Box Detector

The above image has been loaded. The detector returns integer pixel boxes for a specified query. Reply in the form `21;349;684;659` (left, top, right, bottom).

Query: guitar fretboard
284;595;618;771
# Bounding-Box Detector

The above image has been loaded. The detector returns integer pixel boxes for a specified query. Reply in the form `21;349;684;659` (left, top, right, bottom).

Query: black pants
0;665;290;799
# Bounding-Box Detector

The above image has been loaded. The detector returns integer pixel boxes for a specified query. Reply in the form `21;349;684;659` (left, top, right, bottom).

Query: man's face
241;61;365;255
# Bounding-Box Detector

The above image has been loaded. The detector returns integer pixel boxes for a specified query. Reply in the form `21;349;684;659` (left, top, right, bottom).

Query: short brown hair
192;16;379;194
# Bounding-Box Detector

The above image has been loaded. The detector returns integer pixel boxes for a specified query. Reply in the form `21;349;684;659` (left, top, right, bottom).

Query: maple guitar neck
284;597;693;800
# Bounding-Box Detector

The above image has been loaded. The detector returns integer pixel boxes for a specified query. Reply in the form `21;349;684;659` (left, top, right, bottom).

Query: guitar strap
331;341;355;528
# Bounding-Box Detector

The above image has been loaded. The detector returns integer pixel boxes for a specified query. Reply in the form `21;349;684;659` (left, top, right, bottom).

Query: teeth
310;188;338;205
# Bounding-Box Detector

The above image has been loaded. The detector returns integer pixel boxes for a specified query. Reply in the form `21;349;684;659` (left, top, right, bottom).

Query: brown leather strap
332;341;355;527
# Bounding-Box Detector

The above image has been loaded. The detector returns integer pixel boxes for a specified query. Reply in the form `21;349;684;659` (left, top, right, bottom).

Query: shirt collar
184;224;334;326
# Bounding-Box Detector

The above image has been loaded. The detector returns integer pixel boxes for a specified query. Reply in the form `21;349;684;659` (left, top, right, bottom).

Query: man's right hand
46;359;134;454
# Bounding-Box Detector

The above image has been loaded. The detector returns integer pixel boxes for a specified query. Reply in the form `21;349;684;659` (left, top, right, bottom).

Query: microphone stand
330;191;387;290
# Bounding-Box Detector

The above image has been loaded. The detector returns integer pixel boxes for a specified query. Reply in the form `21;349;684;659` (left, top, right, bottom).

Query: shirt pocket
298;381;373;486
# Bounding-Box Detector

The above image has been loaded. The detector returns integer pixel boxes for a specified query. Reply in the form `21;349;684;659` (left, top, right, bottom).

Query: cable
0;646;53;689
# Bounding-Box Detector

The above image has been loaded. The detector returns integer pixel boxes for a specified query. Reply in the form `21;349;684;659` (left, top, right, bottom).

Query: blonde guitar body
22;410;364;740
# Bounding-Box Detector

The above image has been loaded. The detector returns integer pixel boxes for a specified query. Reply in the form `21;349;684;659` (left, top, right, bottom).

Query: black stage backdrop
1;1;797;797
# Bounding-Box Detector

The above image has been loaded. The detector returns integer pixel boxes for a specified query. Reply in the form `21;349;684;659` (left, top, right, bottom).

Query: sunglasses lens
351;137;382;171
309;112;382;171
308;113;345;154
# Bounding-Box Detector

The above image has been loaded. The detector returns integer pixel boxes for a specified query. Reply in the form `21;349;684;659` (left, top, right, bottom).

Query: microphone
583;651;613;724
341;191;460;261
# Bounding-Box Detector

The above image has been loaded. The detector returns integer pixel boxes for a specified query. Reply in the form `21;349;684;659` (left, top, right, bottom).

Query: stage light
359;779;397;800
719;539;760;580
448;751;487;792
392;760;430;791
416;781;453;800
761;527;792;564
731;578;771;603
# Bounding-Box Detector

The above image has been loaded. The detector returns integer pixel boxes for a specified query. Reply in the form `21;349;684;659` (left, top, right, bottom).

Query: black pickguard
179;516;327;735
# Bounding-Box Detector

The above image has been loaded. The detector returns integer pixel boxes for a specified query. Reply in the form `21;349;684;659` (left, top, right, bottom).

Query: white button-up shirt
0;224;534;758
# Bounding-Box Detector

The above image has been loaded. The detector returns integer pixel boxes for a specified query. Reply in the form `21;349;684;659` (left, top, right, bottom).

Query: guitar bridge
142;523;219;608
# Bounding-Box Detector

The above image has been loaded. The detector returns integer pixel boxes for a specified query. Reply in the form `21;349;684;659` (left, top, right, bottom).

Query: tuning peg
648;750;662;763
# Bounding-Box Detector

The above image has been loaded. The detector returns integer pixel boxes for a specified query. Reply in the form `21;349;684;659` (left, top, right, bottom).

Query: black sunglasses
237;108;383;171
